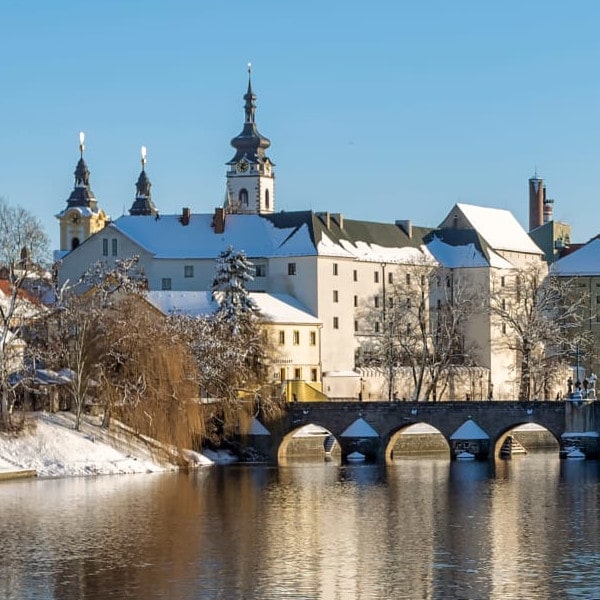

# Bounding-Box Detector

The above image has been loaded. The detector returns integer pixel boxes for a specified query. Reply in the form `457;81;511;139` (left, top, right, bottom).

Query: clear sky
1;1;599;252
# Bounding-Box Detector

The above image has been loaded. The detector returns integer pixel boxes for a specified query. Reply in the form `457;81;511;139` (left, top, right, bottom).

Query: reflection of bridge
257;401;600;463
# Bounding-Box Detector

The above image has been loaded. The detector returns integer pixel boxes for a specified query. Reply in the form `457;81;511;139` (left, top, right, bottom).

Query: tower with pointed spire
56;132;109;253
129;146;159;217
225;64;275;214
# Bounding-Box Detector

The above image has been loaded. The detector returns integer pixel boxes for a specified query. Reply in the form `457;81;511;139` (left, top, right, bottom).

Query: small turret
129;146;159;217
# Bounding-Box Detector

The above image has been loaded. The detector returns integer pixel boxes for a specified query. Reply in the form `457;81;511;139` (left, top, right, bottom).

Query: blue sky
1;1;599;251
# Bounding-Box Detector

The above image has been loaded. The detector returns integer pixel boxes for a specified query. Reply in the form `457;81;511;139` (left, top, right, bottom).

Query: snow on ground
0;412;215;479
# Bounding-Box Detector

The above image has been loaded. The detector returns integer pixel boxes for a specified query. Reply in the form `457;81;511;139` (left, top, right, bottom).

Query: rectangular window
333;290;339;303
421;275;426;286
374;296;379;308
161;278;172;290
353;295;358;307
311;368;318;382
309;331;316;346
279;331;285;345
111;238;118;256
333;263;338;276
333;317;339;330
388;297;394;308
255;264;266;277
501;276;506;287
501;323;507;334
102;238;108;256
406;273;411;285
294;368;301;380
288;262;297;276
293;331;300;345
375;322;380;333
184;265;194;278
406;297;412;309
374;271;379;283
353;269;358;282
354;320;358;332
388;272;393;284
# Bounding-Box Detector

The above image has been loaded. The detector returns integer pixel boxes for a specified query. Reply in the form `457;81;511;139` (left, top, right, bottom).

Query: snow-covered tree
0;199;49;427
212;245;258;327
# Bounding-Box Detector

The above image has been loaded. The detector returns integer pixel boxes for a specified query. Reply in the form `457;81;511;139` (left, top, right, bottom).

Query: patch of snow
341;418;378;438
551;238;600;276
450;419;490;440
200;449;239;464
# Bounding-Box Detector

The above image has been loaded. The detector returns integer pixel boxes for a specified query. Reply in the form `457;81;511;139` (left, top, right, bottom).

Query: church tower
225;65;275;214
56;132;109;252
129;146;159;217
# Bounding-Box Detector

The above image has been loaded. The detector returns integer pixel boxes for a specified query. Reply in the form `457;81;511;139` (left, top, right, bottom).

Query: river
0;454;599;599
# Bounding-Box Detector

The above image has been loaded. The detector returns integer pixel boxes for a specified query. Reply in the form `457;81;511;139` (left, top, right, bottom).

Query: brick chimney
213;207;225;234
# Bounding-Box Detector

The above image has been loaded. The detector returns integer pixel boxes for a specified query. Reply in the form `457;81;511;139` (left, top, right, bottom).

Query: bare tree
488;264;589;400
358;263;479;400
0;199;49;427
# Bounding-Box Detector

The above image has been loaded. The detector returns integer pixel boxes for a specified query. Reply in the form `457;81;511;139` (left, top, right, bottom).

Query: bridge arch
384;423;450;464
277;423;341;464
492;422;561;459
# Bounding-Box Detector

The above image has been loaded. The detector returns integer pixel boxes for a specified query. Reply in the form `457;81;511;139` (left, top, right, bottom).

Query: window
501;276;506;287
102;238;108;256
501;299;506;310
111;238;118;256
353;295;358;307
333;263;338;276
375;322;380;333
406;297;412;309
293;331;300;345
288;262;297;276
239;188;248;206
184;265;194;278
265;189;270;209
446;276;451;288
388;272;393;284
71;237;80;250
501;323;507;334
294;368;301;380
255;264;266;277
374;271;379;283
437;299;442;309
406;273;411;285
333;290;339;303
161;278;172;290
354;320;358;332
279;331;285;345
311;368;318;382
353;269;358;282
374;296;379;308
388;297;394;308
421;275;426;286
309;331;316;346
333;317;339;329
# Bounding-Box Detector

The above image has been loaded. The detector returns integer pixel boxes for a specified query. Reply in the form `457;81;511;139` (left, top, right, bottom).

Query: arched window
265;189;270;209
239;188;248;206
71;237;80;250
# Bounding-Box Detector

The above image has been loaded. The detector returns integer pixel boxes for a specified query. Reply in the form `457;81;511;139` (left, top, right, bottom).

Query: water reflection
0;457;599;599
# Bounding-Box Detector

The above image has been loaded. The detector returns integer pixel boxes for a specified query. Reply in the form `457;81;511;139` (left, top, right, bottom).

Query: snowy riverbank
0;412;226;478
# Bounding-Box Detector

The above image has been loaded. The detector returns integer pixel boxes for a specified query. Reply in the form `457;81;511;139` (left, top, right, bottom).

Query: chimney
543;198;554;224
332;213;344;229
316;212;331;228
180;207;191;226
213;207;225;234
395;219;412;238
528;175;544;231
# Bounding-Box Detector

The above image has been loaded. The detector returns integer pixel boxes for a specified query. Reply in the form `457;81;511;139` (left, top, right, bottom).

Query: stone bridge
254;400;600;464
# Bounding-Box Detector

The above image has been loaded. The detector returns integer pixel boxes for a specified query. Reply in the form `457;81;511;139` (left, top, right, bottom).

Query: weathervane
141;145;147;171
79;131;85;158
247;62;252;75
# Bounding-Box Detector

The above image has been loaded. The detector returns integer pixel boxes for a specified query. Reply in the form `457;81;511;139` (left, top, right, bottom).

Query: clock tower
225;65;275;214
56;132;109;253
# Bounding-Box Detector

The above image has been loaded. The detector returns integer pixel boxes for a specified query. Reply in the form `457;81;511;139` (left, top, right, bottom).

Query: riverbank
0;411;222;479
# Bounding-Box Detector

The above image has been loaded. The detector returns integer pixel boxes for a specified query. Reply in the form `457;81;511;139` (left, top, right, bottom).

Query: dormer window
71;237;80;250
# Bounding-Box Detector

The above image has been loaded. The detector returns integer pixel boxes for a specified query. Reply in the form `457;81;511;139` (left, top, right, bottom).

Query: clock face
237;160;249;173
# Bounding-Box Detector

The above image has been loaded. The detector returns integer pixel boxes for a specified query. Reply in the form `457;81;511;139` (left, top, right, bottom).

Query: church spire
227;63;272;166
67;131;97;209
129;146;159;217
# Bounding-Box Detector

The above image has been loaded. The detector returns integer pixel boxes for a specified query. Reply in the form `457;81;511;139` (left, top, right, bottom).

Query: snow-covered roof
426;236;513;269
145;290;320;324
551;238;600;276
114;214;317;259
449;419;490;440
453;204;543;255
